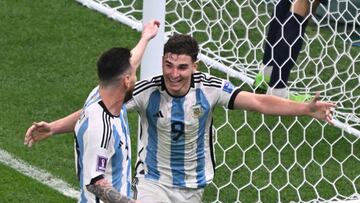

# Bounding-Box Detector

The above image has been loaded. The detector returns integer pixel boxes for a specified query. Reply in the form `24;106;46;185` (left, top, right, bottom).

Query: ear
192;60;199;72
123;75;131;89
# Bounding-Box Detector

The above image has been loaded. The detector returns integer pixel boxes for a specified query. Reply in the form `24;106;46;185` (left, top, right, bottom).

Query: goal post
140;0;165;79
74;0;360;202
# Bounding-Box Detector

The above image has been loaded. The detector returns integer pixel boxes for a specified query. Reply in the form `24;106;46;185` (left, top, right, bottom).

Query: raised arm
24;20;159;147
233;91;336;123
130;19;160;69
24;110;81;147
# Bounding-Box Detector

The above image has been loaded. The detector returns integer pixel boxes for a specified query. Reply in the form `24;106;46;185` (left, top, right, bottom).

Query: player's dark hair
97;47;131;85
164;34;199;62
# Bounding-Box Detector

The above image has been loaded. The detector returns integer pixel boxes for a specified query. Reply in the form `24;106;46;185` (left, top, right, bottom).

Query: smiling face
162;52;197;97
162;34;199;96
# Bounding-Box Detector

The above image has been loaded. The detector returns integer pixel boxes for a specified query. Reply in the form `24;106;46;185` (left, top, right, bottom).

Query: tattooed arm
86;177;137;203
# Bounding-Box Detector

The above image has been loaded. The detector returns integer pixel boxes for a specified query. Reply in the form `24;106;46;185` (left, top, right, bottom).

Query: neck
99;86;124;117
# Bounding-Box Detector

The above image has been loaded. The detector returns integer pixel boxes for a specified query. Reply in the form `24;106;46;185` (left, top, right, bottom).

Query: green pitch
0;0;140;201
0;163;75;202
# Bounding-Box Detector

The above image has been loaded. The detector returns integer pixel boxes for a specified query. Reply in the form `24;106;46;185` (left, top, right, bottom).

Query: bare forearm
50;110;81;134
235;92;309;116
235;92;334;123
86;184;136;203
130;37;150;69
256;95;309;116
130;20;159;69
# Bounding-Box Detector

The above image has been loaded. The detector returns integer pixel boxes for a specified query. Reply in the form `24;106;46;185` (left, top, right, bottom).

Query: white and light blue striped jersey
74;86;132;202
126;72;241;189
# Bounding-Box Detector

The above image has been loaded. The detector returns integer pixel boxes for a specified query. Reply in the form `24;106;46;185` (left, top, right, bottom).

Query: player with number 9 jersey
126;72;241;189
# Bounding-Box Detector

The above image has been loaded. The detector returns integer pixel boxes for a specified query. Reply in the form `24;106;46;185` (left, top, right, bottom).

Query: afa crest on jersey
192;104;204;118
223;81;234;94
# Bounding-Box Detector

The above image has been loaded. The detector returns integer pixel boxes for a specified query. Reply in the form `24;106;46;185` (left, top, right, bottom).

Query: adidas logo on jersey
153;111;164;118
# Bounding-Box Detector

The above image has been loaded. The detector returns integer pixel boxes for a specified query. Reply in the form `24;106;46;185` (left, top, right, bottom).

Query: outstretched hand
142;19;160;41
308;92;336;124
24;121;53;147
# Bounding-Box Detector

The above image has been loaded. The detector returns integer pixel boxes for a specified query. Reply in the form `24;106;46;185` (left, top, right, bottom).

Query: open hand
308;92;336;124
24;121;53;147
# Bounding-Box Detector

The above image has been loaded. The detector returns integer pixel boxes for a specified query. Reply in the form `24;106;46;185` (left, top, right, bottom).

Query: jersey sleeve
125;81;152;113
126;75;163;113
216;79;242;109
125;97;138;112
81;116;110;186
83;86;100;108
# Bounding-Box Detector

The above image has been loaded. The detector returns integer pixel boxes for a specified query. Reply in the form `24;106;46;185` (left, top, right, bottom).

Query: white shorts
132;177;204;203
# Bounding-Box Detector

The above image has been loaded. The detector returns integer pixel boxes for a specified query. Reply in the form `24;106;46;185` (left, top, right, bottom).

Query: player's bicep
233;91;263;111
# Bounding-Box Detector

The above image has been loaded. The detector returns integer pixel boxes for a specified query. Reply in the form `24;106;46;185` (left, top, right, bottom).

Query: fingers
24;122;37;147
152;19;160;27
144;20;160;34
317;102;337;121
311;91;321;104
324;108;333;125
144;19;160;29
312;92;337;108
326;102;337;108
24;121;49;147
27;139;34;148
143;19;160;39
147;19;160;26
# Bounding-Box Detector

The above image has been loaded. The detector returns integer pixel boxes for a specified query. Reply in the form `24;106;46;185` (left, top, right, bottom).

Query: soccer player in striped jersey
24;20;160;203
75;47;136;203
127;34;335;203
255;0;328;101
25;34;335;203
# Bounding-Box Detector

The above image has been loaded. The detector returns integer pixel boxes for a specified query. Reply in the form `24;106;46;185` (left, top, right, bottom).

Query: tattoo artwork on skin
86;184;136;203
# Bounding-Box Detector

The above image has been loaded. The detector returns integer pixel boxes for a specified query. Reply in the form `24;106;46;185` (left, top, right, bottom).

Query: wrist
304;103;314;117
48;122;57;136
140;34;151;42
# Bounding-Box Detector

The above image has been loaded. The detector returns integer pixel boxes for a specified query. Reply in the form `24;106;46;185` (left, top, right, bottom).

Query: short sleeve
216;80;241;109
81;119;110;186
125;97;137;112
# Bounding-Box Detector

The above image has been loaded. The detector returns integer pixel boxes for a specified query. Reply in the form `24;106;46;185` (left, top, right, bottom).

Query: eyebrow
164;60;189;67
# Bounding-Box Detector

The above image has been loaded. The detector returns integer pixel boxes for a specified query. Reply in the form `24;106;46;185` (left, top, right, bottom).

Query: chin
169;87;180;93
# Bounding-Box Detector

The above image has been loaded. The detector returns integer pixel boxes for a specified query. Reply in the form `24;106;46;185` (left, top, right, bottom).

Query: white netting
75;0;360;202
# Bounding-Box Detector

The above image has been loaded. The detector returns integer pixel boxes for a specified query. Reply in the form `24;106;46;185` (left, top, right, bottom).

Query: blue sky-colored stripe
144;90;161;180
111;125;123;193
76;118;88;202
196;89;209;187
121;106;132;197
171;97;186;187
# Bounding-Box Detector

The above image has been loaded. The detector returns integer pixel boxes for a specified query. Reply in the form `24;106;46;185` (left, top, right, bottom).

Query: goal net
75;0;359;202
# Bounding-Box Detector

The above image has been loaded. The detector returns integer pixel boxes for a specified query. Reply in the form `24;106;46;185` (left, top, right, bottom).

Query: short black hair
164;34;199;62
97;47;131;85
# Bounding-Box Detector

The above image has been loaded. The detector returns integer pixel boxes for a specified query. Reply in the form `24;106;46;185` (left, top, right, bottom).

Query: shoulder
80;101;106;127
193;72;223;89
133;74;163;97
83;86;101;108
78;102;112;140
75;102;103;138
83;100;102;114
